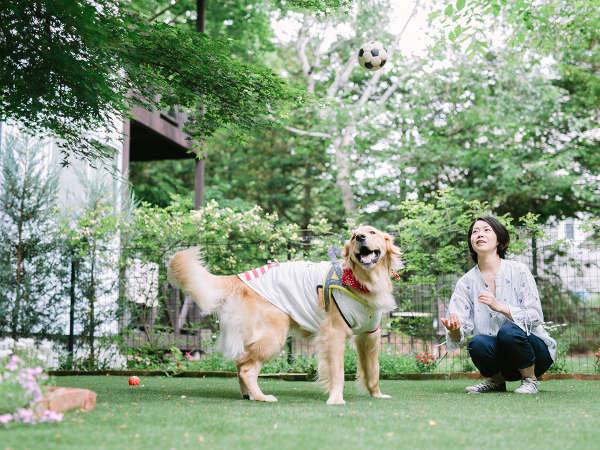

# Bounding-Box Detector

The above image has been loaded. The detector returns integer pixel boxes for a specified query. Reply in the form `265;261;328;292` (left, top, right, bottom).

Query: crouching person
441;216;557;394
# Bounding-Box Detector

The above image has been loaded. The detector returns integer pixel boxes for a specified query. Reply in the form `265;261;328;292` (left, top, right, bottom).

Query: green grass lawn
3;376;598;450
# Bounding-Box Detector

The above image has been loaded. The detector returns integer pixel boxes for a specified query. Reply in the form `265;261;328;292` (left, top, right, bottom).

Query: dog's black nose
356;233;366;242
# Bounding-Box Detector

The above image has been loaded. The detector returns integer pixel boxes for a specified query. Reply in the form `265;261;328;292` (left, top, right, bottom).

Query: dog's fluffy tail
167;247;224;313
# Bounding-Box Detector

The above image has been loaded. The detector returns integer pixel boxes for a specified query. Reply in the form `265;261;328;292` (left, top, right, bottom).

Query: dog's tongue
360;252;376;264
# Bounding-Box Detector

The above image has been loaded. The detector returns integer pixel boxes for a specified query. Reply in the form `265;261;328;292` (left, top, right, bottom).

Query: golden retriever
167;225;401;405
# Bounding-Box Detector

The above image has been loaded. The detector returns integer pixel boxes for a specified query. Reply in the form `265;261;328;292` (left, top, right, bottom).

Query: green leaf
456;0;466;11
445;4;454;16
453;24;462;38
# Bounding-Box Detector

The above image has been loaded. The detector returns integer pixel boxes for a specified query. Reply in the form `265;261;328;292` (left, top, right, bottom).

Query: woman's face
470;220;498;256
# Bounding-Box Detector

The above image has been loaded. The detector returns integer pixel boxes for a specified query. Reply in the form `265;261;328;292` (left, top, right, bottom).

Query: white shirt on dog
238;261;381;335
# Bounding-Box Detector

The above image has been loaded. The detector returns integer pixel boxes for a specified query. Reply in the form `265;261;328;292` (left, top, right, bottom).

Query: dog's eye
369;230;376;235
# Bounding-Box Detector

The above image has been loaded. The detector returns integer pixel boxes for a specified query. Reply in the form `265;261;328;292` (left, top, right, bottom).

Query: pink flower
0;414;12;424
38;410;63;423
15;408;35;424
5;355;24;371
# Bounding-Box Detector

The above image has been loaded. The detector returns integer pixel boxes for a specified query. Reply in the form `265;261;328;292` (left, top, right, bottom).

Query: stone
39;387;97;413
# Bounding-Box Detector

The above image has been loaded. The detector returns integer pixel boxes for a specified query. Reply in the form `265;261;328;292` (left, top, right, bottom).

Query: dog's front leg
356;330;390;399
317;307;351;405
323;331;348;405
326;334;348;405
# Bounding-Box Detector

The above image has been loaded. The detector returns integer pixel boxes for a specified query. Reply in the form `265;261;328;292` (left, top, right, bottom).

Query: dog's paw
259;395;278;402
326;397;346;405
372;393;392;399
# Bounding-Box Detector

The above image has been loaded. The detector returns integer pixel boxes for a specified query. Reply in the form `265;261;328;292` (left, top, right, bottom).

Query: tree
434;0;599;160
204;125;346;230
59;172;123;367
128;0;354;217
363;50;600;225
358;0;600;226
235;0;423;217
0;0;310;164
127;0;282;209
0;131;62;339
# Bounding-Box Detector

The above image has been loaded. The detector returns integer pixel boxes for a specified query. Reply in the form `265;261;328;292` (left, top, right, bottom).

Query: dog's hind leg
236;359;276;402
236;362;251;399
236;331;285;402
236;305;289;402
355;330;390;399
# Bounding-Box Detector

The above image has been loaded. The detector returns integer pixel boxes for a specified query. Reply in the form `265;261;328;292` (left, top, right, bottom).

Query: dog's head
342;225;402;276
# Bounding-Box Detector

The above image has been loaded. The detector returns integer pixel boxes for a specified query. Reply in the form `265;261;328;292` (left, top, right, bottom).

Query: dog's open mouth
356;247;381;266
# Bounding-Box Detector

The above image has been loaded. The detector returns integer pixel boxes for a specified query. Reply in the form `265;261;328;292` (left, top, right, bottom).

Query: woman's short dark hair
467;216;510;262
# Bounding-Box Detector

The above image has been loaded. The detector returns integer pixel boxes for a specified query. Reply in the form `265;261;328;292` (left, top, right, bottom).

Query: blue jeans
467;322;553;381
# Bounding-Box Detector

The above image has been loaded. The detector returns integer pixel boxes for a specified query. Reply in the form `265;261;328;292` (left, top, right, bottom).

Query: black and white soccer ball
357;41;388;71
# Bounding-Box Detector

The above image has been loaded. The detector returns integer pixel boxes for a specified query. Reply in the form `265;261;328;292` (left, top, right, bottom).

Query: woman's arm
507;264;544;334
443;278;474;352
477;291;513;320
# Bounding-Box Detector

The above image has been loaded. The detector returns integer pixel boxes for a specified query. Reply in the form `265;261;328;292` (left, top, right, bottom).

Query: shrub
544;322;569;374
378;352;419;374
414;352;437;373
0;355;62;426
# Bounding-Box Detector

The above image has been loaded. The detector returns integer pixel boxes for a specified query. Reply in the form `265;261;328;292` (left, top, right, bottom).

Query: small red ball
129;376;140;386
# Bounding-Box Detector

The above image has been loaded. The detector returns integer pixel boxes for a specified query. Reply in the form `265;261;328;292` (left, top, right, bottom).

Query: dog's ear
342;238;352;260
384;233;404;271
342;228;357;260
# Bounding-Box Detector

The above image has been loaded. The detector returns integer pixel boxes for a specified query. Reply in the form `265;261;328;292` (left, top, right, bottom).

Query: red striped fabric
241;261;279;280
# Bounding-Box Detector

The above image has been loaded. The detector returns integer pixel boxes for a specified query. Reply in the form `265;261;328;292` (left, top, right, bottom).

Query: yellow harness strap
322;262;370;311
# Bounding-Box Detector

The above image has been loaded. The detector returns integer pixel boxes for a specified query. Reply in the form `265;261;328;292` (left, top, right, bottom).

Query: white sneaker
465;379;507;394
514;377;539;394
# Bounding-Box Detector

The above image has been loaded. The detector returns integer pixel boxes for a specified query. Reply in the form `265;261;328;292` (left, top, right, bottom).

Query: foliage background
0;0;598;372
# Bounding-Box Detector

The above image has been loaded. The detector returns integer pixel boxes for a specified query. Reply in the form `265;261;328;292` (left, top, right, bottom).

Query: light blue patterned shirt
445;259;557;361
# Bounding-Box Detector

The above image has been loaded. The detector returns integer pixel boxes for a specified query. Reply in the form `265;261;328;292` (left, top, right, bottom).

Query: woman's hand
440;313;461;331
441;313;462;341
478;291;512;319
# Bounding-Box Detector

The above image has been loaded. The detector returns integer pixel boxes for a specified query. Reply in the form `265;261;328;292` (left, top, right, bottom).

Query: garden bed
47;370;600;381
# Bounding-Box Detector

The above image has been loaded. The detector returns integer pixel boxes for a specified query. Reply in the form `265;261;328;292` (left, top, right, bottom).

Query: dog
167;225;402;405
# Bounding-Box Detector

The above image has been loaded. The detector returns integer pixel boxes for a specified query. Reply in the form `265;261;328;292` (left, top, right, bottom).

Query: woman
441;216;556;394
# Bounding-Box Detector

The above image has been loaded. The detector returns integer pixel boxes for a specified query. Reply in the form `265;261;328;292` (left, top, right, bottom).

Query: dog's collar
341;269;369;293
322;262;371;313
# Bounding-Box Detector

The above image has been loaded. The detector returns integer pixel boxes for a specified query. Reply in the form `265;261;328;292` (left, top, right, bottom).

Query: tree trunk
11;215;24;340
68;256;78;368
193;0;206;209
89;247;96;365
532;235;538;279
333;128;357;214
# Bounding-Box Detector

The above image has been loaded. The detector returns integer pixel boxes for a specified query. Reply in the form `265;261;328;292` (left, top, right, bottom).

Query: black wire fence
1;236;599;373
117;238;600;374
